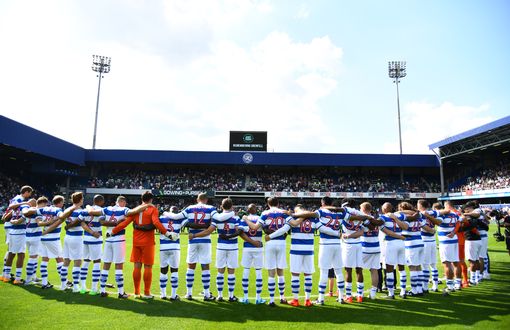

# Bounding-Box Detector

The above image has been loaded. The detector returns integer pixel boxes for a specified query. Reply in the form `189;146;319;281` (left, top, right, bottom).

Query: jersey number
325;216;340;230
194;212;206;224
268;217;285;230
300;220;312;233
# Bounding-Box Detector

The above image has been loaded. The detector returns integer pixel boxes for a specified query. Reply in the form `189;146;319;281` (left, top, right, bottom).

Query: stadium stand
450;164;510;192
88;169;439;193
429;115;510;202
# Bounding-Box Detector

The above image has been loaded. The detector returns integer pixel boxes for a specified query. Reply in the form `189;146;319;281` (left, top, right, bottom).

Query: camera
489;209;506;242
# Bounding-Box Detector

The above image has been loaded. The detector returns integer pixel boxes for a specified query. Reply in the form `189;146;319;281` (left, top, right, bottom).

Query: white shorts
342;243;363;268
187;243;211;265
422;241;437;265
318;244;342;269
439;243;459;263
384;241;406;266
83;242;102;261
405;246;424;266
40;240;63;259
103;241;126;264
9;234;26;254
160;249;180;268
265;243;287;269
290;254;314;274
63;236;83;260
465;240;482;262
362;253;381;270
241;249;264;269
26;238;41;256
380;238;387;268
216;249;238;269
479;237;488;258
5;231;10;244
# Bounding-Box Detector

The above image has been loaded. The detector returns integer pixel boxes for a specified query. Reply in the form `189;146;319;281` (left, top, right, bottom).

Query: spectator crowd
452;164;510;192
88;169;439;193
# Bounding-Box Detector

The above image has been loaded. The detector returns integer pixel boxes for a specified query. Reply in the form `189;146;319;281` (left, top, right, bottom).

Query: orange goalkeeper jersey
112;205;167;246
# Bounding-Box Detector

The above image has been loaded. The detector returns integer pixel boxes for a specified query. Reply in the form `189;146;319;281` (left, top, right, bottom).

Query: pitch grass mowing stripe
0;225;509;329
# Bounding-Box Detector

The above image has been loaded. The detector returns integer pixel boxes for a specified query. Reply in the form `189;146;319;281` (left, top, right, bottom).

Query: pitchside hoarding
229;131;267;152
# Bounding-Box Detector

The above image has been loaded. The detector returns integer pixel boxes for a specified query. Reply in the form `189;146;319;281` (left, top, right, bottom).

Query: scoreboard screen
229;131;267;152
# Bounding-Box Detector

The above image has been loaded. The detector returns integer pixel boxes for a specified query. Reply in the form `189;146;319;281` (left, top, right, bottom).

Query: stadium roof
1;115;438;167
0;115;86;165
428;115;510;152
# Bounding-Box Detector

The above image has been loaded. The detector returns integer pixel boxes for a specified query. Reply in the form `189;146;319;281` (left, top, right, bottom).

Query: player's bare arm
8;201;30;210
264;224;290;241
9;217;25;225
421;212;443;225
422;224;435;234
382;227;406;240
348;214;374;222
64;219;82;230
100;218;120;227
125;203;150;216
318;225;341;237
58;202;82;220
189;225;215;240
343;228;363;239
42;217;64;235
85;206;102;216
386;213;409;230
320;206;346;213
242;215;262;231
81;222;101;238
238;231;263;248
219;228;243;240
186;222;209;229
288;217;306;226
291;211;317;219
399;209;419;221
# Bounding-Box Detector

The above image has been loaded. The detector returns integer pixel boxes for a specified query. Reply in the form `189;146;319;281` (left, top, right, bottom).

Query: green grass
0;226;509;329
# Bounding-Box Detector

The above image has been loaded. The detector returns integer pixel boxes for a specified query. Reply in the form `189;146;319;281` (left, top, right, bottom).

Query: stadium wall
1;115;439;168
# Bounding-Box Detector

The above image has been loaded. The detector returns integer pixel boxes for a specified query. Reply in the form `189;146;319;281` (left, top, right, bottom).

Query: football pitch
0;227;509;330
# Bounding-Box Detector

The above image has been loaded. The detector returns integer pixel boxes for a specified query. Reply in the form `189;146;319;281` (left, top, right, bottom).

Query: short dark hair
52;195;64;205
21;186;33;194
468;200;480;208
399;201;414;211
432;202;443;210
197;193;208;202
417;199;430;209
267;197;278;207
341;198;356;208
222;198;233;210
71;192;83;204
142;191;154;203
93;194;104;204
321;196;333;206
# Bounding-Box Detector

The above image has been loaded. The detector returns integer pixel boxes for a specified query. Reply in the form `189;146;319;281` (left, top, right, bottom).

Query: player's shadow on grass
19;261;510;328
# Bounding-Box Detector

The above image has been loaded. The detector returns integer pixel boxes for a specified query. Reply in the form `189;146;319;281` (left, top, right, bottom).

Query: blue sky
0;0;508;154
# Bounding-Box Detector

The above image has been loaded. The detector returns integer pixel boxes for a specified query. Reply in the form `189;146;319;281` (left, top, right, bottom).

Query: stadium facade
2;114;509;205
429;115;510;203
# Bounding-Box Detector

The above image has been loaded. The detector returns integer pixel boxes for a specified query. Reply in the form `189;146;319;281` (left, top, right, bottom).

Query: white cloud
0;1;342;153
383;101;495;154
295;3;310;19
162;0;272;32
